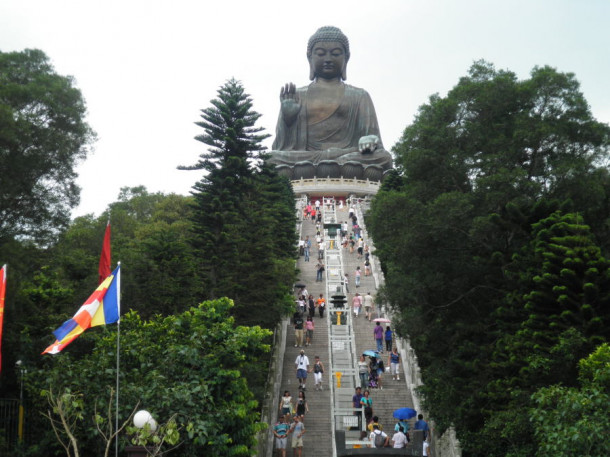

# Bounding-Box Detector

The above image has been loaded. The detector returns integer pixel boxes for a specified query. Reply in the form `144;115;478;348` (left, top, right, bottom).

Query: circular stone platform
290;177;380;198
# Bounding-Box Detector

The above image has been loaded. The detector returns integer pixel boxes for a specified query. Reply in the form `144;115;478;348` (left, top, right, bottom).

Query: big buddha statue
268;26;393;181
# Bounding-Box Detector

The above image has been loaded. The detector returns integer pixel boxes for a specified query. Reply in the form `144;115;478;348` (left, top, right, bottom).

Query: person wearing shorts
389;347;401;381
273;415;291;457
290;415;306;457
295;350;310;390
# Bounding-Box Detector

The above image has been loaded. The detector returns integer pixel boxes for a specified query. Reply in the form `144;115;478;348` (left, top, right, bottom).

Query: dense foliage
368;61;610;456
530;343;610;457
0;49;96;244
28;298;271;456
0;65;297;455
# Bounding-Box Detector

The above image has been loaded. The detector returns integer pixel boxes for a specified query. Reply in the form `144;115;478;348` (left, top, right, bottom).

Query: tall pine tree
182;79;295;327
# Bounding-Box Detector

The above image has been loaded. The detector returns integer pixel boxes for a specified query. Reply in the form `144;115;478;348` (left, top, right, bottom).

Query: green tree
51;188;202;319
368;61;610;456
530;344;610;457
182;79;268;300
499;212;610;379
481;212;610;454
30;298;271;457
182;79;295;328
0;49;96;243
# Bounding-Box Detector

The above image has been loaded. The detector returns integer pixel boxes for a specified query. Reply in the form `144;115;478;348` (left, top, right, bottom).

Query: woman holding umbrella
369;355;384;390
394;419;410;442
392;407;416;442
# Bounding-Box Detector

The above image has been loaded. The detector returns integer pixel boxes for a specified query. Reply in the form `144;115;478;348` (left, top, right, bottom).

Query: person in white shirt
295;350;310;390
423;439;431;456
363;292;374;321
391;426;408;448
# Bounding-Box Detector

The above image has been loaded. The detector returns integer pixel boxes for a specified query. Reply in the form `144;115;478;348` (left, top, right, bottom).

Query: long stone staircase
270;198;421;457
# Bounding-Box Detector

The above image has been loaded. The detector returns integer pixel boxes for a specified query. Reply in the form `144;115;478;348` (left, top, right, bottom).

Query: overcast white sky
2;0;609;217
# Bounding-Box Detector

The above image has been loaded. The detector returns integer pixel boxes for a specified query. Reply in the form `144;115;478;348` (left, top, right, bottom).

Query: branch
430;285;504;312
94;388;140;457
56;400;80;457
42;409;72;457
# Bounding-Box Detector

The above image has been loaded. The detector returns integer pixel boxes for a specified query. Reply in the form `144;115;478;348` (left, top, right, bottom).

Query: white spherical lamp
133;410;158;432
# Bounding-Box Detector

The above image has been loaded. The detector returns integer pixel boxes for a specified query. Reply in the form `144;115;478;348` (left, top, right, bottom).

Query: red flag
98;221;111;285
0;265;6;372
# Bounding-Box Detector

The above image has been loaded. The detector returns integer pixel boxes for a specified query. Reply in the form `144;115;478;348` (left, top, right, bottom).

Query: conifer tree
181;79;268;300
496;212;610;386
182;79;295;327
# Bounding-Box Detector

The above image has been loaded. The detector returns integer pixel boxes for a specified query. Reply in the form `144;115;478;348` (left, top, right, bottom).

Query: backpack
374;431;385;448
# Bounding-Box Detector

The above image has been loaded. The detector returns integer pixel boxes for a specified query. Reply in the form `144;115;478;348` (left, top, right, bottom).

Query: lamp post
126;410;158;457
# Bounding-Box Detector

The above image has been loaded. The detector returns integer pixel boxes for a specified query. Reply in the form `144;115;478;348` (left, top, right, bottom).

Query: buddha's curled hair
307;26;350;60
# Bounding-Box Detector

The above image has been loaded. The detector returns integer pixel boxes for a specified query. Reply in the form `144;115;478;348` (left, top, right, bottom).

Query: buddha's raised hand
280;83;301;126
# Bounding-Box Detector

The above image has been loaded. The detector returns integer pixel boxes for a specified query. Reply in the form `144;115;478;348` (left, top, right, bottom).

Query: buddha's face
309;41;347;80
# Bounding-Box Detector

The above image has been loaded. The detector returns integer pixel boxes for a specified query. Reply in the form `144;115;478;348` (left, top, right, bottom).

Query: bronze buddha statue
268;26;393;181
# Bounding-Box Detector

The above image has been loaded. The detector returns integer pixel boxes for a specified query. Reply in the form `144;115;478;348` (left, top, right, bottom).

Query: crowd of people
276;197;432;455
351;385;432;451
273;349;325;457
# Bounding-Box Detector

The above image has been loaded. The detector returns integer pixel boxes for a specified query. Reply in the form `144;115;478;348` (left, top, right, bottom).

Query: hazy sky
2;0;609;217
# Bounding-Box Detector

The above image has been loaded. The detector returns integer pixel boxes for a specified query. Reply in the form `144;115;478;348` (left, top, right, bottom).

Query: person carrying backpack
369;424;388;448
385;326;393;351
373;356;385;390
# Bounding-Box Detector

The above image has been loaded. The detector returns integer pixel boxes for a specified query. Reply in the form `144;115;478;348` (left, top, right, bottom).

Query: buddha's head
307;26;350;81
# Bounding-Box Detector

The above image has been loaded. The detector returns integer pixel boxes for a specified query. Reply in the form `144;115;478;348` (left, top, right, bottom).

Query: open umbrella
362;350;380;358
393;407;417;420
373;318;391;323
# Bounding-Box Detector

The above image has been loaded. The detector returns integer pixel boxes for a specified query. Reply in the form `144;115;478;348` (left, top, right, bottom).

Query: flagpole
115;262;121;457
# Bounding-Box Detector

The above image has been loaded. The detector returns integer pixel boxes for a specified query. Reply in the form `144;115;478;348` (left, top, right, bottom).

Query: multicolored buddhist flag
98;221;111;285
0;265;6;371
43;265;120;355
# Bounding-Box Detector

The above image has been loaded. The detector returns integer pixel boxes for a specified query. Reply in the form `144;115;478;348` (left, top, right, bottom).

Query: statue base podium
290;176;381;199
